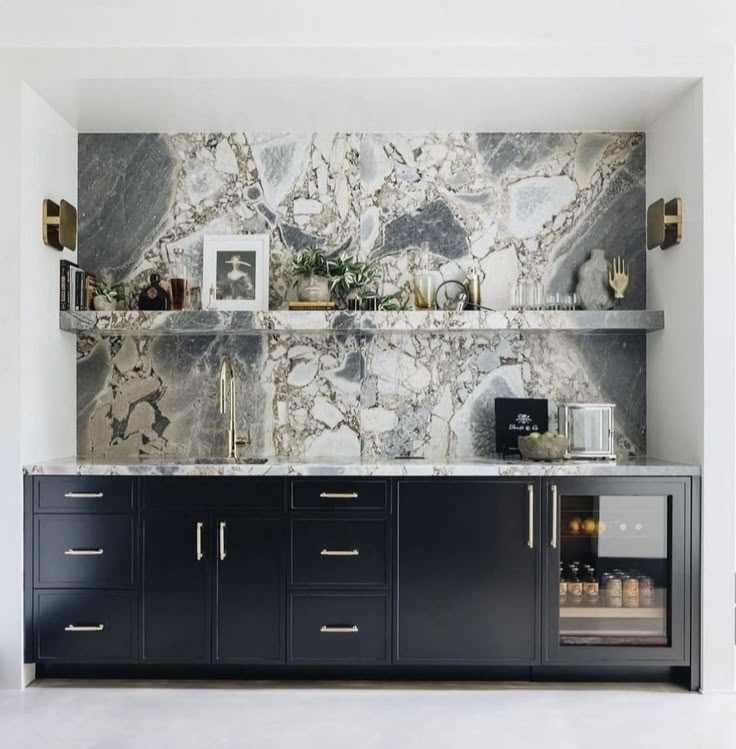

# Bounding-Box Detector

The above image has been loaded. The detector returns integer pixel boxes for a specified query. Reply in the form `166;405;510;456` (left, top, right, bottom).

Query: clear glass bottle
169;247;187;311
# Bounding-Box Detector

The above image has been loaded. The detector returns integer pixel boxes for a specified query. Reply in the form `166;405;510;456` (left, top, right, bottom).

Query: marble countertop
23;456;700;477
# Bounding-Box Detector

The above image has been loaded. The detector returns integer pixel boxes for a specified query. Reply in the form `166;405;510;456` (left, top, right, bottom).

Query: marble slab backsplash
77;131;646;459
77;331;645;459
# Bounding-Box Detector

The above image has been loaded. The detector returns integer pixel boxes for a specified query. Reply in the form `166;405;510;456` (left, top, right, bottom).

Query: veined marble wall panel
77;131;646;459
78;332;645;459
79;131;644;310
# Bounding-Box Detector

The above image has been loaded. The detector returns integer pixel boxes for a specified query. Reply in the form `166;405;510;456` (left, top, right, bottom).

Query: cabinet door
541;477;689;665
142;510;211;662
395;479;537;664
214;515;284;663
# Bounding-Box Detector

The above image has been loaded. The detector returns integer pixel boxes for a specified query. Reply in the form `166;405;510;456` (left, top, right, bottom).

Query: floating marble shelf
60;309;664;336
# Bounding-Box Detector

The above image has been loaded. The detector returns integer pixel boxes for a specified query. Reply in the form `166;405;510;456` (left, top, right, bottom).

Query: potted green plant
327;253;379;309
291;245;331;302
92;282;118;311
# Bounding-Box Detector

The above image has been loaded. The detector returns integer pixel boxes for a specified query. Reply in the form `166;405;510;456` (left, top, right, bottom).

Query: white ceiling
1;0;735;47
29;76;696;132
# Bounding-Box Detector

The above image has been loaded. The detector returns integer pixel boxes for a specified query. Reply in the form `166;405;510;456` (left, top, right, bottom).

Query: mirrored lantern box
559;403;616;460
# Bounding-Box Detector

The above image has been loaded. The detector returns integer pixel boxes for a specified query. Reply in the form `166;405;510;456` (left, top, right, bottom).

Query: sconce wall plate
42;198;77;251
647;197;682;251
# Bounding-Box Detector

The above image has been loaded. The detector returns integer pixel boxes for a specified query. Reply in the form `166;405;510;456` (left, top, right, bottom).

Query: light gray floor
0;681;734;749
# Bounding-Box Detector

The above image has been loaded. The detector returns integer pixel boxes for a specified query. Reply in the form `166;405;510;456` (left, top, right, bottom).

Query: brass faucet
219;355;248;459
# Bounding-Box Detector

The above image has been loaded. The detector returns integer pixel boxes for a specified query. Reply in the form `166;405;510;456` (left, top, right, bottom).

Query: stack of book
60;260;100;312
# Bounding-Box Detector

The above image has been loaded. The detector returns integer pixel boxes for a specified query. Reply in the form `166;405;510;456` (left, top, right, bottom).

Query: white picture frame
202;234;270;311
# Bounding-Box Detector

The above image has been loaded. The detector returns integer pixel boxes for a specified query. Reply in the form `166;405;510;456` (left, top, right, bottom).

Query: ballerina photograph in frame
203;234;270;311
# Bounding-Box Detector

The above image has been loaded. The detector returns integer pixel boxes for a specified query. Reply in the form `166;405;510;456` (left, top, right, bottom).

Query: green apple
528;432;541;439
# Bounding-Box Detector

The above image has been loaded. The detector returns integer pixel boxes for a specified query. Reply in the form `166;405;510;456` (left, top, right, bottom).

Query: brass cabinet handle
64;492;104;498
64;548;104;556
527;484;534;549
65;624;104;632
196;521;204;561
320;625;359;634
219;521;227;561
320;549;360;557
319;492;358;499
550;484;558;549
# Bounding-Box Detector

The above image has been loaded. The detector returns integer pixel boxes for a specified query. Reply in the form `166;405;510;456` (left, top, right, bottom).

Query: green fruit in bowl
528;432;541;440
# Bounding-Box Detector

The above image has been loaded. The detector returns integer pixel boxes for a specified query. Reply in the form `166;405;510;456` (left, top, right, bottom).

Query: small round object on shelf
568;517;582;535
582;517;597;535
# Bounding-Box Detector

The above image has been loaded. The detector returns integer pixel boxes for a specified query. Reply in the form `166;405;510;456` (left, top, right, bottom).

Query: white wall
0;79;24;691
20;85;78;465
648;54;736;693
0;83;78;689
700;50;736;692
647;83;704;463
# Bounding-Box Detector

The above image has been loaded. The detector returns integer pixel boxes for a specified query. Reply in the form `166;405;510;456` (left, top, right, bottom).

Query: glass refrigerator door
558;493;669;647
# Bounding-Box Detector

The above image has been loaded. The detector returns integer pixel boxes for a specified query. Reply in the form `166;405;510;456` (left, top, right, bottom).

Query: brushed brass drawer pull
64;548;104;556
320;625;359;634
65;624;104;632
196;521;204;561
219;521;227;561
319;492;359;499
320;549;360;557
64;492;104;499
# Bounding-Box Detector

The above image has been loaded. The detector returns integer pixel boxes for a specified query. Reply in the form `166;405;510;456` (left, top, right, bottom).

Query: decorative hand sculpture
608;257;630;300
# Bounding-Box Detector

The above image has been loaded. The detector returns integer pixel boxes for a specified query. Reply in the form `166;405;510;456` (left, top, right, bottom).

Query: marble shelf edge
59;309;665;336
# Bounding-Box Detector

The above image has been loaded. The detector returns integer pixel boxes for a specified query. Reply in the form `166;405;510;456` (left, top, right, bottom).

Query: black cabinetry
395;479;538;664
141;478;285;664
25;472;700;687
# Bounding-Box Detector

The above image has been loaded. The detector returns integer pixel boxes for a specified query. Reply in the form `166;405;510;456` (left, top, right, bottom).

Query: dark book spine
60;261;69;311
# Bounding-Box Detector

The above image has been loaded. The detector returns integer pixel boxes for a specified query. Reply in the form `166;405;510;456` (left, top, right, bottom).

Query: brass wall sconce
42;199;77;251
647;197;682;250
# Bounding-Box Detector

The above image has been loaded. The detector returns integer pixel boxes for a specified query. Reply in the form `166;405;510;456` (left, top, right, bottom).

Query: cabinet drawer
36;477;133;513
35;515;135;587
35;591;137;662
143;477;284;511
289;594;388;663
290;479;388;511
290;519;388;587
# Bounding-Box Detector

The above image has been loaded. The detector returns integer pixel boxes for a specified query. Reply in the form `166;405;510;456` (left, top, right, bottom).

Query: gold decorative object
608;256;630;299
647;197;682;250
42;198;77;251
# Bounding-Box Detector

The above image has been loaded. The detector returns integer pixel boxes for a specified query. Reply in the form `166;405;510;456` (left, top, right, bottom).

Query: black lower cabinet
289;593;389;663
215;515;284;663
142;510;211;662
395;479;537;664
35;590;137;662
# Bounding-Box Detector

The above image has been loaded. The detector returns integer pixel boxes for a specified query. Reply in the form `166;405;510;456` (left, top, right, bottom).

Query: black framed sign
495;398;549;454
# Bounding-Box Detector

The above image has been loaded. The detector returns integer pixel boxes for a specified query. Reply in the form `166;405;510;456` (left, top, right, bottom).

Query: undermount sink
190;457;268;464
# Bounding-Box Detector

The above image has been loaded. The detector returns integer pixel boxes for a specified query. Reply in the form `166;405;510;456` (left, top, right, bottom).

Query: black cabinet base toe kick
25;475;701;691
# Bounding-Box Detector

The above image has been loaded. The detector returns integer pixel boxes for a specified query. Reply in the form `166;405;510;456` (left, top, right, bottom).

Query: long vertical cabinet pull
196;521;204;561
527;483;534;549
550;484;558;549
219;521;227;561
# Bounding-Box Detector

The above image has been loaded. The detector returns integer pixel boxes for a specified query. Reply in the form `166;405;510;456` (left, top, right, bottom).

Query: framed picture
203;234;270;311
